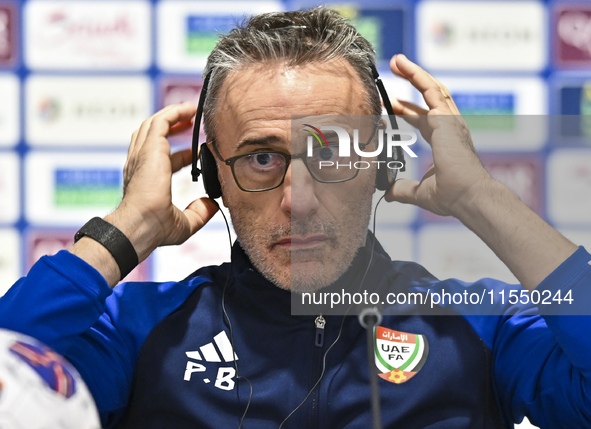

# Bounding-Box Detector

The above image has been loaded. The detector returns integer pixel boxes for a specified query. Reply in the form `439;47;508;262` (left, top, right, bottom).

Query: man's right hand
69;102;219;287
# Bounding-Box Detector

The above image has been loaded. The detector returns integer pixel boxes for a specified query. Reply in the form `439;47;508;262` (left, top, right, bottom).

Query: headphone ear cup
375;148;396;191
199;144;223;199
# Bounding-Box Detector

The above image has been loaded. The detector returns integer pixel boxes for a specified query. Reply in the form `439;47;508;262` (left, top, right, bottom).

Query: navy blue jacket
1;236;590;428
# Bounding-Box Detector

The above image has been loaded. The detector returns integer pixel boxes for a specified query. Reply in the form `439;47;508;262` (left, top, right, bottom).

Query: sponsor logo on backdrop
556;6;591;66
0;3;16;65
421;155;542;223
0;74;19;147
418;226;518;284
453;93;515;115
69;100;139;121
0;153;19;223
453;92;515;131
25;152;127;225
26;230;73;270
329;5;383;59
429;20;534;48
37;97;61;123
548;151;591;224
556;82;591;143
160;79;203;107
26;76;151;146
581;83;591;140
156;1;283;72
26;228;150;281
24;0;150;70
329;4;406;61
427;77;546;151
418;1;546;70
0;229;20;296
482;155;543;215
53;168;121;208
430;22;454;47
185;15;233;56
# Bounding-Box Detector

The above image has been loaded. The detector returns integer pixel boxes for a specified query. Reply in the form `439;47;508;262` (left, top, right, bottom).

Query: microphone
358;305;383;329
358;305;383;429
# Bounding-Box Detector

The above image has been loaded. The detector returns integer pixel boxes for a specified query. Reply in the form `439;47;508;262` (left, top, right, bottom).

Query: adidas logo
183;331;238;391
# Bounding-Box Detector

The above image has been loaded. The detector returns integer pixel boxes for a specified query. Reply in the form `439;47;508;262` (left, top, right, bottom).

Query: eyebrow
321;131;341;141
235;135;286;152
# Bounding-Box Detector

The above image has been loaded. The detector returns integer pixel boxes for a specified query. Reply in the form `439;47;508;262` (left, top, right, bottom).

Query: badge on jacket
374;326;429;384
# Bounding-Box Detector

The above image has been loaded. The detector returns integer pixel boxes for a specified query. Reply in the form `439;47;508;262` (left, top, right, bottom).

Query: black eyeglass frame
207;124;378;192
191;62;405;185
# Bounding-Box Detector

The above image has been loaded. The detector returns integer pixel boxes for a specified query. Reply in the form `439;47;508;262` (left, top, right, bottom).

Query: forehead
214;59;372;152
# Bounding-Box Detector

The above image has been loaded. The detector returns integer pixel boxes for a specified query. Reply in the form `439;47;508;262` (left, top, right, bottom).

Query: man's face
213;59;376;292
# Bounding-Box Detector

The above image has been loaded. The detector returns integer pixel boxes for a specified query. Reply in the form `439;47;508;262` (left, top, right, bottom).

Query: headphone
191;64;406;198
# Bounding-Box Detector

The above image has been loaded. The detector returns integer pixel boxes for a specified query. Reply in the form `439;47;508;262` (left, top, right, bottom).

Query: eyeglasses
210;127;377;192
191;60;405;188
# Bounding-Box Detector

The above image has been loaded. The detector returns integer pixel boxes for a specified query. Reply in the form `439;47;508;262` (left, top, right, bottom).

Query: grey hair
202;7;382;142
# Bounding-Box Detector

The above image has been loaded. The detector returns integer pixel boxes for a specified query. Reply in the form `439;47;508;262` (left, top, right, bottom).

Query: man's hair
203;7;382;142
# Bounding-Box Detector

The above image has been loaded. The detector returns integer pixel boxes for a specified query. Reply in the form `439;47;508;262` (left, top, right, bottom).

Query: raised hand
385;54;492;218
71;102;219;285
386;54;577;290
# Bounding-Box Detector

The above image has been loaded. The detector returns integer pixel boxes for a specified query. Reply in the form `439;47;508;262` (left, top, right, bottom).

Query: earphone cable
278;193;386;428
218;207;254;429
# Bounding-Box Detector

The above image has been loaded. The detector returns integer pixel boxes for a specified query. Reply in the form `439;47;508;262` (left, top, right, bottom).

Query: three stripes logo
183;331;238;391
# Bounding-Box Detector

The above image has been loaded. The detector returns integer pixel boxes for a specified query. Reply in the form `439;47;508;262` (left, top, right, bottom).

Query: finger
421;164;436;182
391;98;428;116
125;104;195;188
129;129;139;155
128;104;177;167
145;102;197;149
169;118;195;136
389;99;434;142
432;80;461;116
385;178;420;204
183;197;220;237
124;128;140;179
389;55;406;79
391;54;454;113
170;148;193;173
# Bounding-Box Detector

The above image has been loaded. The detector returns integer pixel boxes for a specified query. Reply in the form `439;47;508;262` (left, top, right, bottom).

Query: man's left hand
385;54;492;218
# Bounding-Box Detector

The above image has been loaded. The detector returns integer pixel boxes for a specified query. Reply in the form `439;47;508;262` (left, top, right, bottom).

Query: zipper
310;314;326;429
315;314;325;348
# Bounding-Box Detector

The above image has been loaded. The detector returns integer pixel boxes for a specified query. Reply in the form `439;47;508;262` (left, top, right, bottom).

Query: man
1;7;590;429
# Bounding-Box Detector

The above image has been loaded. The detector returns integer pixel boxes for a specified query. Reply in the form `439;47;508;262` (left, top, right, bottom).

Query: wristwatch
74;217;139;280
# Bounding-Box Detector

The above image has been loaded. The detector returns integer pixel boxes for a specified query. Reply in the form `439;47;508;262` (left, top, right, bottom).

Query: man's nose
280;159;320;218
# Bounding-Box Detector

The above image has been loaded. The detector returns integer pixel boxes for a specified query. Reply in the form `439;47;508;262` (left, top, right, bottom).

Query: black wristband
74;217;139;280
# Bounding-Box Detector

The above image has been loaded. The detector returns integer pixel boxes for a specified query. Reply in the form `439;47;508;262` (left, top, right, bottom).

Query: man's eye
314;144;339;161
247;153;284;171
319;147;334;160
254;153;272;166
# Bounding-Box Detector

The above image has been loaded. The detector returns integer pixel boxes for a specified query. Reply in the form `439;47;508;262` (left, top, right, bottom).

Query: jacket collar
221;231;396;319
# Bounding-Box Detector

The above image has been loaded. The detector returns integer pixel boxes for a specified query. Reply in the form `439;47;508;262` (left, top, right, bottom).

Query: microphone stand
359;306;383;429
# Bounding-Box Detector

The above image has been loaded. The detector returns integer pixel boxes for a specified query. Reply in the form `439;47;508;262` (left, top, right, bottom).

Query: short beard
231;205;371;293
223;163;375;293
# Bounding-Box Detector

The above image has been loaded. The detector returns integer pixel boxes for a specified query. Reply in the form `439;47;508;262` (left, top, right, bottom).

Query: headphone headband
191;70;212;182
